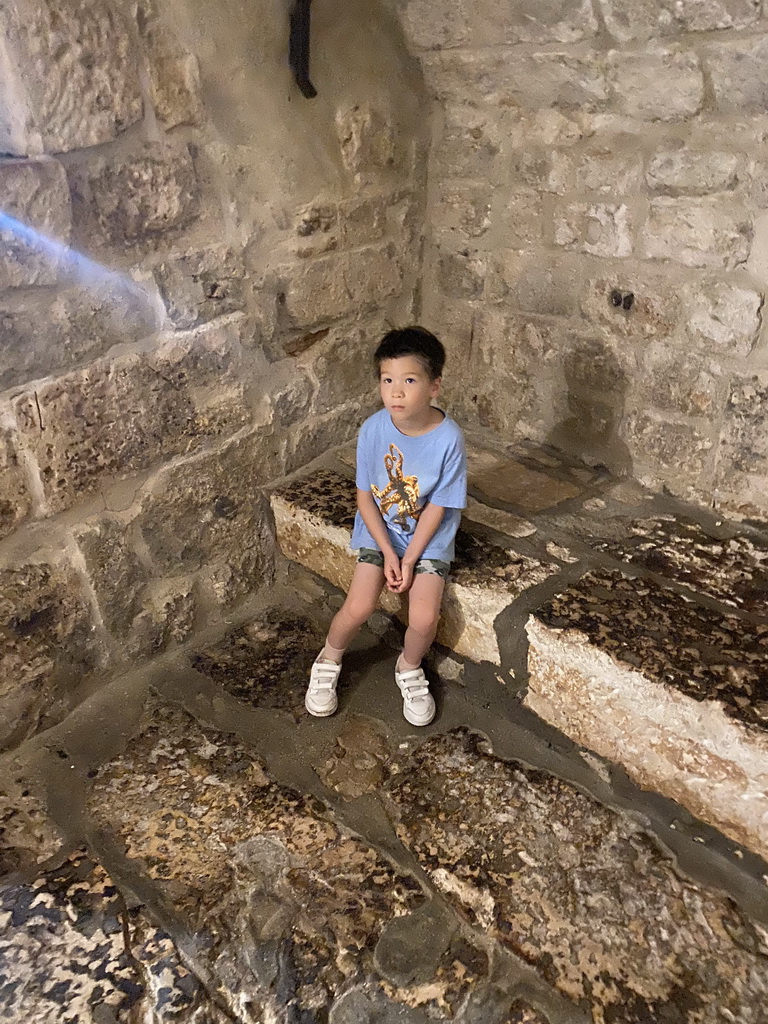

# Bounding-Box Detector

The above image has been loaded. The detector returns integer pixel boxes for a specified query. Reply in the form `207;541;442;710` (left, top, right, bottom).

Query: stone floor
2;437;768;1023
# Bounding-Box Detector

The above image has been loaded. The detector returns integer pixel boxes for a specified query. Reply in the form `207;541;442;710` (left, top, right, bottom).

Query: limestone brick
580;268;683;341
641;198;752;269
291;202;340;259
0;424;31;541
336;105;396;179
435;186;493;249
0;283;160;393
646;150;741;195
599;0;761;41
154;246;246;329
137;435;275;607
0;159;71;289
125;581;197;658
422;50;607;113
549;146;644;196
14;321;248;514
685;280;762;356
432;122;504;182
284;403;365;477
625;412;715;489
401;0;598;48
141;21;203;129
0;0;142;155
718;372;768;476
487;254;580;317
74;517;149;639
554;202;634;258
0;558;97;750
640;346;726;417
705;36;768;115
498;190;545;249
608;49;704;122
437;251;486;298
67;142;200;251
306;323;380;416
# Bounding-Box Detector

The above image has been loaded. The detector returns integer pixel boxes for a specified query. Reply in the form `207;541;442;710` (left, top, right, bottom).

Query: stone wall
0;0;427;750
395;0;768;519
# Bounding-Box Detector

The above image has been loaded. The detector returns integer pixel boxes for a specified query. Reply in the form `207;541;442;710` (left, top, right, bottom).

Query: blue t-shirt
350;408;467;561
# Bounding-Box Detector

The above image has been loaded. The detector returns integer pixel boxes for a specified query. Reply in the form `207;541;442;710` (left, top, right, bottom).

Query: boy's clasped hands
383;550;414;594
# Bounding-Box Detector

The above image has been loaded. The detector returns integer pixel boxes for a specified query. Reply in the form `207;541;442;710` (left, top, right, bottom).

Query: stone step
270;437;768;863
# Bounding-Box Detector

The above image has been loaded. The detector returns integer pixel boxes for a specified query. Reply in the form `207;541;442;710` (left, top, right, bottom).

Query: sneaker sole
305;698;338;717
402;703;435;727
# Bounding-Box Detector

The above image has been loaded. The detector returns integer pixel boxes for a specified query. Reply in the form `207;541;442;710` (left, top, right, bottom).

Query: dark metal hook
289;0;317;98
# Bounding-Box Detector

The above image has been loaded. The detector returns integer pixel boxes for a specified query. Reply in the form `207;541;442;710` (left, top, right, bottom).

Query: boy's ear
431;376;442;397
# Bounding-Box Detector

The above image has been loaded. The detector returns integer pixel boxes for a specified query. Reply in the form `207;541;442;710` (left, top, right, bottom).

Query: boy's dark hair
374;326;446;380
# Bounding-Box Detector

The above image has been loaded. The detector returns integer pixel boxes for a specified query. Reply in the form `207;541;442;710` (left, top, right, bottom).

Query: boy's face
379;356;441;425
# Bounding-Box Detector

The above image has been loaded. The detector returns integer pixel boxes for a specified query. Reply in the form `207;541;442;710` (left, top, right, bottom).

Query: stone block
599;0;760;41
154;246;245;329
0;282;160;393
718;372;768;475
67;142;200;251
526;570;768;859
0;159;71;289
0;0;142;154
0;425;31;541
487;254;580;317
0;558;96;750
271;469;559;664
625;412;715;489
340;196;387;246
423;50;607;113
640;346;725;417
685;280;762;356
432;123;504;182
74;516;148;638
580;269;682;340
336;105;395;179
435;186;493;249
549;146;644;195
608;49;704;121
14;321;248;513
279;247;401;330
398;0;471;49
646;150;740;195
437;251;486;298
126;580;197;659
554;202;634;258
498;190;544;249
401;0;598;48
137;433;275;607
706;36;768;115
0;777;62;877
641;198;751;269
293;202;340;259
141;22;203;129
283;403;365;476
307;322;380;416
389;729;768;1021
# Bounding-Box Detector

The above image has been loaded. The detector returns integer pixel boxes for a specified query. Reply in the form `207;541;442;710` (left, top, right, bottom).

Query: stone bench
270;440;768;861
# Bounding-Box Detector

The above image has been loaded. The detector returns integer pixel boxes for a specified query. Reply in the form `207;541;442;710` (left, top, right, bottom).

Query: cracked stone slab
271;470;559;664
191;608;325;715
594;515;768;616
0;775;62;878
526;569;768;858
87;700;487;1019
384;729;768;1023
316;714;394;800
0;850;223;1023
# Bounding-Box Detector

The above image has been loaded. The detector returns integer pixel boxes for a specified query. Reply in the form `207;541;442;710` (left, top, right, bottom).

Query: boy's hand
390;560;414;594
384;551;402;591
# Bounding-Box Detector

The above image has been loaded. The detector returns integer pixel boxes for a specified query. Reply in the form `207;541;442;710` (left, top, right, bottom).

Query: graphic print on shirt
371;444;422;528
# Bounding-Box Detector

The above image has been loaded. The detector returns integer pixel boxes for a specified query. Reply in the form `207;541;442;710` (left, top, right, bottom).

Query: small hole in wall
622;292;634;311
610;289;623;307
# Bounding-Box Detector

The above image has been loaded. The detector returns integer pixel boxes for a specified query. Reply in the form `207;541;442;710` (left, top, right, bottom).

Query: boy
305;326;467;726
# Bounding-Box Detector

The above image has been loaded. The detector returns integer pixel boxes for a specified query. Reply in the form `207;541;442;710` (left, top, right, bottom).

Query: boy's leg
306;562;385;717
395;571;445;727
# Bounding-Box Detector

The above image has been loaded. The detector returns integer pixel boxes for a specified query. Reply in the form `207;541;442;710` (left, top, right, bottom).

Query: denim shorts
357;547;451;580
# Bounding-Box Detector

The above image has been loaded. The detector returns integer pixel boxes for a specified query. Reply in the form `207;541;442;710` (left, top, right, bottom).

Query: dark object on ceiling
290;0;317;98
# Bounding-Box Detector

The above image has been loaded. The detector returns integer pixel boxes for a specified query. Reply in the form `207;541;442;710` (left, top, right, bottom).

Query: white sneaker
305;658;341;717
394;663;435;727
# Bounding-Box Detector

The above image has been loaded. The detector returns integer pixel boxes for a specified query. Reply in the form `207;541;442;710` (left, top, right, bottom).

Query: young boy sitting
305;326;467;726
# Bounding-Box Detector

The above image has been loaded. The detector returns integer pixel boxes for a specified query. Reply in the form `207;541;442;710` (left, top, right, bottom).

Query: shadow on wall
547;337;633;477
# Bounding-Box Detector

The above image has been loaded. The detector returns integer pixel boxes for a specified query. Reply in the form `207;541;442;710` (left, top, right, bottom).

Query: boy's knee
408;608;440;637
342;596;378;626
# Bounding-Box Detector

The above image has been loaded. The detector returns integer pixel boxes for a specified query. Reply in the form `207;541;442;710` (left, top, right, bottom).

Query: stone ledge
525;569;768;860
271;469;559;664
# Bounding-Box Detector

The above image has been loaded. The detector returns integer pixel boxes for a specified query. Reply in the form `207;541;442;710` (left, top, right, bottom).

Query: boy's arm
357;489;395;555
402;502;445;567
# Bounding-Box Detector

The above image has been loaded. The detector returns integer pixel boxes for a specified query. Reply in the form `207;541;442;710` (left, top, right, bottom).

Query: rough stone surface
0;559;97;750
608;48;704;121
155;246;246;329
626;413;715;493
528;569;768;856
646;149;741;195
0;0;142;154
0;426;31;541
191;609;325;715
0;775;62;877
137;434;275;607
641;345;725;416
0;159;72;289
317;714;393;800
685;280;762;356
401;0;598;49
67;142;200;250
0;850;220;1022
600;0;761;41
706;35;768;115
14;321;247;514
718;374;768;497
641;198;752;269
141;18;203;129
553;202;634;258
74;516;149;639
386;729;768;1022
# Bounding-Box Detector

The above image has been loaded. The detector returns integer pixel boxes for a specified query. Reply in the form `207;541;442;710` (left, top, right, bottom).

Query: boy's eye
406;378;415;384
